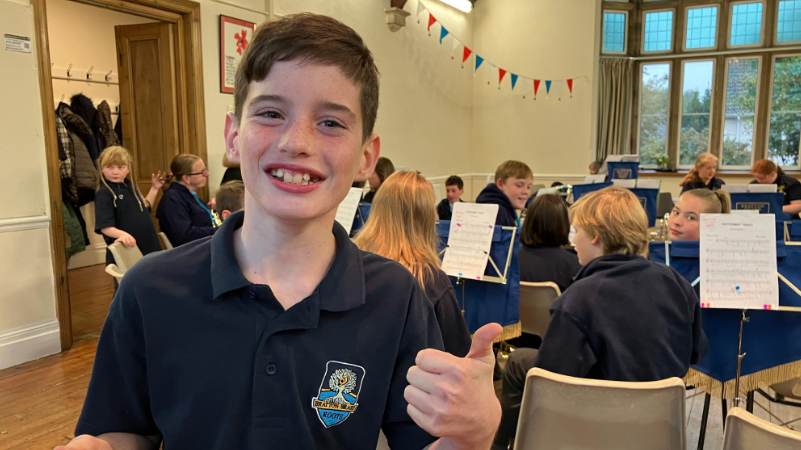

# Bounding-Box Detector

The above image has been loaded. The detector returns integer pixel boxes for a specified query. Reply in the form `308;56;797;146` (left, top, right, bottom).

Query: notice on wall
334;187;363;235
441;202;499;280
4;34;30;53
700;214;779;310
220;16;255;94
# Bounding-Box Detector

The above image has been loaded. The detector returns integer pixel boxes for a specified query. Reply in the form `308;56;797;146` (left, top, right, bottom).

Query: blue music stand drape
789;220;801;241
629;188;659;227
572;182;613;202
436;221;521;340
607;162;640;180
350;203;372;234
649;240;801;398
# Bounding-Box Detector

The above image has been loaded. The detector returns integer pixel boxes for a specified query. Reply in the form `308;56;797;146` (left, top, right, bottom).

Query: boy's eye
321;119;344;129
260;110;283;119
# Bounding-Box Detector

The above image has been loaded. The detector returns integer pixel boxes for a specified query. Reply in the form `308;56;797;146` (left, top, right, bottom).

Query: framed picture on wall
220;15;255;94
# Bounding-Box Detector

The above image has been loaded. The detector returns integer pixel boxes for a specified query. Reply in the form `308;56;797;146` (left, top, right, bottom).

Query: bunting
413;1;585;102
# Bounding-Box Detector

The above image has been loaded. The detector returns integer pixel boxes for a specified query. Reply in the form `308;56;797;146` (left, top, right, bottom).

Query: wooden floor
0;264;112;450
2;265;801;449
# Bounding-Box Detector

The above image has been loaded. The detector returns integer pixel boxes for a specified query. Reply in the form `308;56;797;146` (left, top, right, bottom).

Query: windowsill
639;169;801;178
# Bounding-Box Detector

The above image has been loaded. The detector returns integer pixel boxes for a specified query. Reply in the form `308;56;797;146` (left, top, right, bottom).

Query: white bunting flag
451;37;461;59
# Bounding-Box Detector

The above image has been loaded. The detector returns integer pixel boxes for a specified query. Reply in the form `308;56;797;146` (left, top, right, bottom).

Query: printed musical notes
700;214;779;310
441;203;499;280
334;187;363;234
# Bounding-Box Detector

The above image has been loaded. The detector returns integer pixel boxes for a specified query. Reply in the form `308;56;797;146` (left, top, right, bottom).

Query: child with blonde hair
493;187;707;449
668;188;731;241
95;146;164;264
354;171;471;356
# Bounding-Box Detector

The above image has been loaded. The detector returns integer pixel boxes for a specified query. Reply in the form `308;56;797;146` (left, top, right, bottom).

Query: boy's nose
278;120;313;157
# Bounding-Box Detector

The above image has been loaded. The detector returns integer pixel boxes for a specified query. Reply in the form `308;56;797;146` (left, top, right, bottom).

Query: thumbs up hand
405;323;502;449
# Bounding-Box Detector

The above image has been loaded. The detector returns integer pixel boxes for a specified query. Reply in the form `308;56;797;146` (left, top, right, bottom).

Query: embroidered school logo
118;194;124;200
311;361;365;428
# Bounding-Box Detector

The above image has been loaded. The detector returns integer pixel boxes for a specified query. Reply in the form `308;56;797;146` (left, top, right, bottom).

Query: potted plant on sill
653;154;675;172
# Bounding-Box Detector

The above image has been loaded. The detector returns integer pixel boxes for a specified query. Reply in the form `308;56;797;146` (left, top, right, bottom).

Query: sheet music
612;179;636;188
700;214;779;310
441;202;499;280
536;187;560;198
584;174;606;184
334;187;363;234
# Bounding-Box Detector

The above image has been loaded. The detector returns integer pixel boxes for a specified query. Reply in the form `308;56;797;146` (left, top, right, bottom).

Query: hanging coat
56;113;79;203
70;94;102;160
58;103;98;205
97;100;120;150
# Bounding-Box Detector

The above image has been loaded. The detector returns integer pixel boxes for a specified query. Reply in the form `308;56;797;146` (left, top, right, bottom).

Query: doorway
32;0;208;349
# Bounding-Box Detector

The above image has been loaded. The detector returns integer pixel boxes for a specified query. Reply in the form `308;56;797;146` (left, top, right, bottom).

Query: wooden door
115;22;179;224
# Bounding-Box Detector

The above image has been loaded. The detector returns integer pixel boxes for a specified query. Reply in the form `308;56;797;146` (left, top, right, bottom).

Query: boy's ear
591;234;602;247
224;112;241;164
495;178;505;189
354;133;381;182
221;210;232;221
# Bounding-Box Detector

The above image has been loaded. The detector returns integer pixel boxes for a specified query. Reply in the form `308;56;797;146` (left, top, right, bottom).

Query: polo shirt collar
210;210;366;312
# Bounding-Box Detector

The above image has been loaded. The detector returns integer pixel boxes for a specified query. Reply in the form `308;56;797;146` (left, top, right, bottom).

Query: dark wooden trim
31;0;72;351
667;59;682;167
709;54;726;158
33;0;207;350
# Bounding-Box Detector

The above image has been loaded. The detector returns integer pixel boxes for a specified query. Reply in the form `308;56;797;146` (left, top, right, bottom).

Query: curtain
596;58;635;161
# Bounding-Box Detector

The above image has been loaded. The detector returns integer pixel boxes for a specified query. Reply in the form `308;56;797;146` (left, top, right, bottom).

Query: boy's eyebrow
319;101;357;122
248;94;287;107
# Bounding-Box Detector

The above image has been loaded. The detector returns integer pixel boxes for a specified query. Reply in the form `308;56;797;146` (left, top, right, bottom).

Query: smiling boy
58;14;500;450
476;160;533;227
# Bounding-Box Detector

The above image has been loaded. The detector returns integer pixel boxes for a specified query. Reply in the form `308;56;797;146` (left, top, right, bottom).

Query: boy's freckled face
230;60;377;223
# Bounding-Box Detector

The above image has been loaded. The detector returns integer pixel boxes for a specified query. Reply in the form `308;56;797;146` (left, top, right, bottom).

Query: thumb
466;323;502;365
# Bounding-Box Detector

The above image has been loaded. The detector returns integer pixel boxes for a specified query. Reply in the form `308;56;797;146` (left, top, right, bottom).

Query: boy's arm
534;307;596;378
56;432;160;450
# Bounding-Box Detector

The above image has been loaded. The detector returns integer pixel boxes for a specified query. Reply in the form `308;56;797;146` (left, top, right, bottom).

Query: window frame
719;55;763;169
602;10;630;55
727;0;767;49
676;58;717;168
642;8;676;54
764;52;801;169
637;60;674;168
683;4;720;52
775;0;801;46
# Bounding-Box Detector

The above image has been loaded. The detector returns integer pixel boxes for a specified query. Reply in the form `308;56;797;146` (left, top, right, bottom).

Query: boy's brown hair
570;187;648;256
521;194;571;247
494;160;533;183
216;181;246;214
234;13;380;142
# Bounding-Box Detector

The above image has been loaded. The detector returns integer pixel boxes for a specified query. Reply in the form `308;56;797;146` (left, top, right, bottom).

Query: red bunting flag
499;68;507;88
533;79;541;97
428;14;438;33
567;79;574;97
462;46;472;65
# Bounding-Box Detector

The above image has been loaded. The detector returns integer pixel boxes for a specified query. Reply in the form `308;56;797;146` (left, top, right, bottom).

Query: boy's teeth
292;173;303;184
276;169;283;177
283;172;292;183
303;173;310;181
301;180;309;185
273;168;320;185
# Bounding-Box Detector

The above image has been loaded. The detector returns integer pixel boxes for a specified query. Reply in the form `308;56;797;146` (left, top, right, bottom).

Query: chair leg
746;391;754;413
721;398;727;431
697;393;711;450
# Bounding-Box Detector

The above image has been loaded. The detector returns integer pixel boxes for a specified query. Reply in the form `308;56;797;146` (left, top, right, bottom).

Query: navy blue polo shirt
76;211;444;449
95;179;161;265
155;182;215;246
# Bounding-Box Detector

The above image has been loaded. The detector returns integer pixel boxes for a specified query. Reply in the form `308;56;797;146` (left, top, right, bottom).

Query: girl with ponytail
155;154;217;246
94;146;164;264
667;188;731;241
680;153;725;193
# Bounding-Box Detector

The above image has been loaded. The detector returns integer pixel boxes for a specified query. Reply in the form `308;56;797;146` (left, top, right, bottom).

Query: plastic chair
722;407;801;450
158;232;173;250
514;368;687;450
772;377;801;401
105;242;144;283
519;282;561;338
376;430;390;450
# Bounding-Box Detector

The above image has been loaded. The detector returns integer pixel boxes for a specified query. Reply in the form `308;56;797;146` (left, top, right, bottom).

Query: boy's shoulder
120;237;213;292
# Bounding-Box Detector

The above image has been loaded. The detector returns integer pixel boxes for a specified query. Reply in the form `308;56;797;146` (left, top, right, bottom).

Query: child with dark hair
589;160;602;175
436;175;464;221
519;194;581;292
362;156;394;203
215;180;245;222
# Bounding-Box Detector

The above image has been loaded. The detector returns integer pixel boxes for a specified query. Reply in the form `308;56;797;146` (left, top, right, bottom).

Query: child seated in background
215;180;245;221
519;194;581;293
354;171;472;357
492;187;708;450
668;188;731;241
476;160;533;227
436;175;464;221
589;160;602;175
362;156;394;203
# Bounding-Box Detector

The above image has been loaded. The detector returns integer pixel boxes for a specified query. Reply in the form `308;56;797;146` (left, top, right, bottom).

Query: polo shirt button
248;290;256;299
265;364;277;376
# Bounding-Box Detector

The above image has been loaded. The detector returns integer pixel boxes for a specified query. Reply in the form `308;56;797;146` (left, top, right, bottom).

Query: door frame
31;0;208;350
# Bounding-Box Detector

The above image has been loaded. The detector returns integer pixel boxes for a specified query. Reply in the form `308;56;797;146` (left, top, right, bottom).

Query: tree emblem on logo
327;369;357;405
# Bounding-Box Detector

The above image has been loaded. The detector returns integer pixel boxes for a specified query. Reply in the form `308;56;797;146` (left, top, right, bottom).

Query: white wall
0;0;60;370
46;0;157;269
469;0;600;177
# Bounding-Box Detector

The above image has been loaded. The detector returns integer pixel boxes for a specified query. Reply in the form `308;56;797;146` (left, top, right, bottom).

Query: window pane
730;2;763;46
639;64;671;166
603;12;626;52
644;11;673;52
722;58;759;166
686;7;717;49
680;61;714;165
778;0;801;43
768;56;801;167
